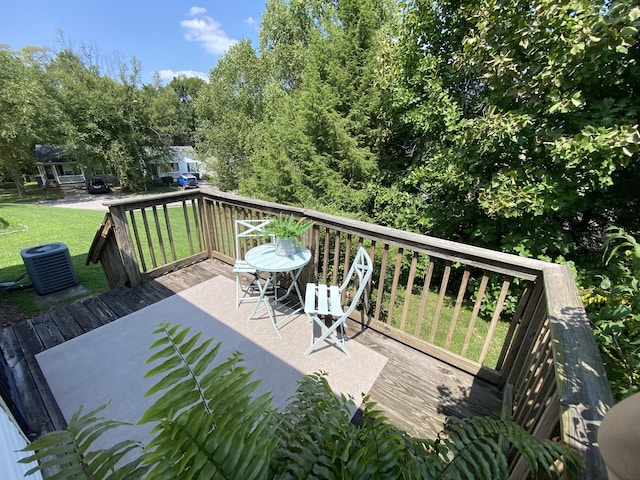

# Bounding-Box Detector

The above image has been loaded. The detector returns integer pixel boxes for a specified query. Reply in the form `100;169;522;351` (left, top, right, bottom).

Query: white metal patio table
244;243;312;337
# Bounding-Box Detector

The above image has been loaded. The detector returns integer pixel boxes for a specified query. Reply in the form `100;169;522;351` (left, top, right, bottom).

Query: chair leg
305;315;350;356
236;273;241;308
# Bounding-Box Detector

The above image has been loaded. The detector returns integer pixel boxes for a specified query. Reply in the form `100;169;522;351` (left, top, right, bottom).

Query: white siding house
153;146;204;182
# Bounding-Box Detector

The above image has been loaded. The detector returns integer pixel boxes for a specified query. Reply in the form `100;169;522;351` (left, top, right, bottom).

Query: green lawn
0;201;108;316
0;182;176;318
386;287;509;369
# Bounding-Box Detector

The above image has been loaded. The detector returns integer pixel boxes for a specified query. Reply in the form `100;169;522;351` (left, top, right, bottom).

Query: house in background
152;146;204;183
34;145;87;187
35;145;204;188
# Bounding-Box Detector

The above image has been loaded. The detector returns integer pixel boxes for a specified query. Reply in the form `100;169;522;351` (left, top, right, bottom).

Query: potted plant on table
263;214;313;256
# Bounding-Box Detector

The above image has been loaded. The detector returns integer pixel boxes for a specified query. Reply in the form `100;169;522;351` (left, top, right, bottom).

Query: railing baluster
211;200;223;255
163;204;177;261
386;248;404;326
400;251;419;331
461;273;489;357
374;244;389;323
445;267;471;350
192;198;203;252
321;228;331;285
495;280;533;372
414;259;434;337
140;208;157;269
128;210;147;272
332;231;341;285
181;201;194;256
430;262;451;343
151;206;168;265
479;277;511;364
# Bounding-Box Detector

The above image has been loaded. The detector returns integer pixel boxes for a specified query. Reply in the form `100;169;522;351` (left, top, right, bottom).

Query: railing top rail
104;190;201;211
543;264;614;479
201;190;547;280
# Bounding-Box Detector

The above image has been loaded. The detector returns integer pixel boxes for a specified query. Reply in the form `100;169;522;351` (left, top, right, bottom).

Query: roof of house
34;145;74;164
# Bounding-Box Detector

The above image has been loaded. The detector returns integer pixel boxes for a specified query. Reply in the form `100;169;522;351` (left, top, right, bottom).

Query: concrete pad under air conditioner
31;283;88;308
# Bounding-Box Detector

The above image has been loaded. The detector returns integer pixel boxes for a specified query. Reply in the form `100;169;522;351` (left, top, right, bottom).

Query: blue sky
1;1;267;84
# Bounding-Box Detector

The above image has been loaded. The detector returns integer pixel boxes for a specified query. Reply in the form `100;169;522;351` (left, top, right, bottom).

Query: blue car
177;174;199;189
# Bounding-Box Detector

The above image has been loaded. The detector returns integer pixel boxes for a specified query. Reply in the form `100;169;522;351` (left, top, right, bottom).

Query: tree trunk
9;167;26;197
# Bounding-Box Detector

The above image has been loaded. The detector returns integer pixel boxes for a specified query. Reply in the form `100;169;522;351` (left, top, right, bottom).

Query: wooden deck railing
91;189;614;479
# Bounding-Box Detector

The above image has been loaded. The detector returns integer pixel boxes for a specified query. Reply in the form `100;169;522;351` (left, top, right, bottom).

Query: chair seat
305;284;344;317
233;260;256;274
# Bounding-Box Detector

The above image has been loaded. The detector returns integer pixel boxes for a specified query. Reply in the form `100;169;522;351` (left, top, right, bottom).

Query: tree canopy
0;42;197;193
2;0;639;264
379;0;640;262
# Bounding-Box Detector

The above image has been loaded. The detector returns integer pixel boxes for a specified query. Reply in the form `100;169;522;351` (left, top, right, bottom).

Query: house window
62;164;81;175
169;162;179;172
187;163;198;173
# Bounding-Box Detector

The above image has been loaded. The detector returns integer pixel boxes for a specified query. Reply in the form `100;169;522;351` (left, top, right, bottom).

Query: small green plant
582;226;640;400
263;214;313;245
20;322;583;479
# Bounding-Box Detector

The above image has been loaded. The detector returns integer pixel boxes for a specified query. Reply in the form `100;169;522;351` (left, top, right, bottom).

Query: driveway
39;186;204;211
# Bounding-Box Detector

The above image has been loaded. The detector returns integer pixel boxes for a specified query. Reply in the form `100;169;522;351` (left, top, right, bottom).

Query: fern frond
19;403;147;480
141;322;278;480
435;416;583;480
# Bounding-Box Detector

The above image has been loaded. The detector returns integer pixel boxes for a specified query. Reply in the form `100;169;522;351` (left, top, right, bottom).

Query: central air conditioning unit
20;242;79;295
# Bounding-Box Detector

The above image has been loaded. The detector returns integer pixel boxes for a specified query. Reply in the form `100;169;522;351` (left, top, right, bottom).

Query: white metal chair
304;247;373;355
233;219;272;308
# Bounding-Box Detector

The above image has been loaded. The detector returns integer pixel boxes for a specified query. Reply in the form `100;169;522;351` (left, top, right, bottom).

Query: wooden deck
0;258;502;441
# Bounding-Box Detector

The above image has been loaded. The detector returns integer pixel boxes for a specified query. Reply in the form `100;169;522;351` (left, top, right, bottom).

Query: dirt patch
0;294;29;327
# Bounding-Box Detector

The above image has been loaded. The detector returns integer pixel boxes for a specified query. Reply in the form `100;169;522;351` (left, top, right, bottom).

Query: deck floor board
0;258;502;441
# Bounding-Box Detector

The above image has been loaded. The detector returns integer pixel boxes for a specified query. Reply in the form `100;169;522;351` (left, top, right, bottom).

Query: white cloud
156;69;209;83
244;16;256;26
181;7;236;55
188;6;207;16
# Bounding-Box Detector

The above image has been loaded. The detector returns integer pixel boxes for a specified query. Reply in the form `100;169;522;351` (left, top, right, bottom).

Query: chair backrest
339;247;373;318
234;219;271;261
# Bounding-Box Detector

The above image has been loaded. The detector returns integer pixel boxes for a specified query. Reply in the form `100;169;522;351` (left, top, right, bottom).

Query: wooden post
109;204;142;287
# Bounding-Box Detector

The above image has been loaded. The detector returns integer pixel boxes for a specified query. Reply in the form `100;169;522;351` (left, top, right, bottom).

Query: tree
197;0;394;213
0;47;65;196
378;0;640;262
583;227;640;401
196;40;266;191
48;48;175;191
167;75;206;146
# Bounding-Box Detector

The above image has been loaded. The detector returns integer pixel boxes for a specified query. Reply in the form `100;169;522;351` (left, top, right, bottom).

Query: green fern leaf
20;403;146;479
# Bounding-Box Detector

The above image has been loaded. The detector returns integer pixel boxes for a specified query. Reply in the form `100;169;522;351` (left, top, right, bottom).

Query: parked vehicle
177;174;199;189
87;179;110;194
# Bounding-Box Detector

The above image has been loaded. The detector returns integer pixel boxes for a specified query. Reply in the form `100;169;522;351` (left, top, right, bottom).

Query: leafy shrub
161;176;174;187
582;226;640;400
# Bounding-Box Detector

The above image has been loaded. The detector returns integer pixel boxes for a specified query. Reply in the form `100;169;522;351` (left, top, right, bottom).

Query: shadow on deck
0;258;502;441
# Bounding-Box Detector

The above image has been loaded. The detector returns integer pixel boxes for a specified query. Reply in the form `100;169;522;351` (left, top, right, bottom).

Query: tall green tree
167;75;206;146
246;0;393;211
378;0;640;262
48;49;175;191
197;0;394;212
196;40;265;191
0;47;65;195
